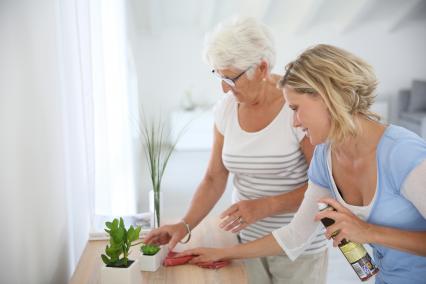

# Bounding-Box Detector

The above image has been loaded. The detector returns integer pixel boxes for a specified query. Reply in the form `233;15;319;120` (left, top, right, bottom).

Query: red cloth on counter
163;251;230;269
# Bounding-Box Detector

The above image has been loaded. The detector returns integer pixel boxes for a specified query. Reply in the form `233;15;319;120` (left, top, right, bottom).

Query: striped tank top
214;95;327;255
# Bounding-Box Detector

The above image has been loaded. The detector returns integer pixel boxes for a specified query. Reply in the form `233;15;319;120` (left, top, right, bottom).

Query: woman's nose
293;112;301;127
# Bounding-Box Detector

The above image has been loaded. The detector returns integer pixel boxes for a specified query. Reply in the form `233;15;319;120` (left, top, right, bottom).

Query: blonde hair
279;44;380;144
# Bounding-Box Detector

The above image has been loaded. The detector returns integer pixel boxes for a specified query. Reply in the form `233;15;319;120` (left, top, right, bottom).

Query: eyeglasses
211;67;251;87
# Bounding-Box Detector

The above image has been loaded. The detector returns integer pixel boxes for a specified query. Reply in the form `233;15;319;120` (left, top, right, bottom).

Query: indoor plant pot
100;218;142;284
139;244;169;272
101;259;141;284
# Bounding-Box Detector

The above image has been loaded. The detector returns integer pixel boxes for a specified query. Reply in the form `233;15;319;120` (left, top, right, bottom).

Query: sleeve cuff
272;229;298;261
272;223;324;262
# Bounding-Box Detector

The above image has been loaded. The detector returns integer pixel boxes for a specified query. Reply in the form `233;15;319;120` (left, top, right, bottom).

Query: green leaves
127;225;142;243
140;244;160;256
101;217;142;267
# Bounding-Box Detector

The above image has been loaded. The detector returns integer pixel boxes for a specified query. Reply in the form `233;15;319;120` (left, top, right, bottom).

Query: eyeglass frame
211;66;253;87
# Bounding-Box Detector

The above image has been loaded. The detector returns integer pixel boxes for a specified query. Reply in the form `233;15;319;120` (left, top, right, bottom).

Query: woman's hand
176;247;228;264
219;198;271;233
314;198;373;246
143;222;188;250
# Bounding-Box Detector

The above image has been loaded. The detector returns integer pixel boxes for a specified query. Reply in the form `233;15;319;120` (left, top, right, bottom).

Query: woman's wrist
367;223;382;244
222;245;237;260
267;196;281;216
179;219;192;244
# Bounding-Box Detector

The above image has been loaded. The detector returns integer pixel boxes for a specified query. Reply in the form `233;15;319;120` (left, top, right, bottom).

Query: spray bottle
318;202;379;281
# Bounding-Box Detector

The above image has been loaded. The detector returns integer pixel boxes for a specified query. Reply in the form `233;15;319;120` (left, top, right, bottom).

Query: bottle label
341;242;379;280
351;262;369;279
340;242;367;263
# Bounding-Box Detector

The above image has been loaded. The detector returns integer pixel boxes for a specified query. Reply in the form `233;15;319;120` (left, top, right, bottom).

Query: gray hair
203;16;276;76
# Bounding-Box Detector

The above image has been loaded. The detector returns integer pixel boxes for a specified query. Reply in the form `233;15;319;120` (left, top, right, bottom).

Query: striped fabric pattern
214;94;327;255
223;151;327;254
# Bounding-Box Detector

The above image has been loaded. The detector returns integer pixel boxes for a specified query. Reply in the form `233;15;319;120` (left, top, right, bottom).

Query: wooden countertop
70;217;247;284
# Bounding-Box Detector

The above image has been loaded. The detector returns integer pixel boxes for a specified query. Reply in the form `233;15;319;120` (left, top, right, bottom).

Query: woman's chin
233;95;243;103
309;135;328;146
308;136;319;146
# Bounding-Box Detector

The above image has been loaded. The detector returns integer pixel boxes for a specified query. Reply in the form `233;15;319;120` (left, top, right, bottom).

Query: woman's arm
181;234;283;264
144;126;229;249
316;161;426;256
316;196;426;257
267;136;314;213
220;136;315;232
179;182;331;262
268;135;314;213
182;126;229;229
373;160;426;256
370;227;426;256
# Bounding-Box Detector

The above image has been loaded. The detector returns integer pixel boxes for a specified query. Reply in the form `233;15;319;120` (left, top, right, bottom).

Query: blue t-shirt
309;125;426;284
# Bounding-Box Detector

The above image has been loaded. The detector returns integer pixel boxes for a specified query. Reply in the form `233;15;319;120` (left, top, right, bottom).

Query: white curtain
57;0;95;274
0;0;93;282
0;0;137;282
91;0;138;217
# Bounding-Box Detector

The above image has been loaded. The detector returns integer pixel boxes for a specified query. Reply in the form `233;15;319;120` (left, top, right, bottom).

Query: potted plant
139;115;185;228
139;243;169;272
100;218;142;284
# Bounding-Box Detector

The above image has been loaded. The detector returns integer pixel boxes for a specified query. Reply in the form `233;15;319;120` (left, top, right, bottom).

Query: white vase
139;246;169;272
101;259;141;284
149;190;163;228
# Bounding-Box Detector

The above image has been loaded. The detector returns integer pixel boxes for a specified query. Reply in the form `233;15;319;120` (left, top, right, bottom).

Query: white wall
271;22;426;121
128;18;426;122
129;29;222;117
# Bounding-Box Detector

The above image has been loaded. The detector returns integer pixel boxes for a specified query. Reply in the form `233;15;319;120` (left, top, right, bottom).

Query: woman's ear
258;60;269;79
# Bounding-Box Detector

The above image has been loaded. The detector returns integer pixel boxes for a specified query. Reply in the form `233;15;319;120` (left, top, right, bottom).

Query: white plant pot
101;259;141;284
139;246;169;272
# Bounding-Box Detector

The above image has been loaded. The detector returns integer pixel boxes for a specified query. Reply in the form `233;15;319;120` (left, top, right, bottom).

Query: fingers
325;223;341;239
176;248;200;258
145;236;162;246
158;233;172;244
314;210;341;222
222;216;246;232
318;198;351;214
231;222;247;233
167;224;187;249
220;204;238;219
324;222;349;247
144;224;181;246
330;226;348;247
333;234;347;247
190;255;210;264
219;215;240;230
189;256;201;263
168;234;181;250
143;229;160;244
192;261;211;266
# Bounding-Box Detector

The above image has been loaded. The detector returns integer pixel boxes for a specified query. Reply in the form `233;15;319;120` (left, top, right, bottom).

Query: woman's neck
245;74;283;108
332;117;385;160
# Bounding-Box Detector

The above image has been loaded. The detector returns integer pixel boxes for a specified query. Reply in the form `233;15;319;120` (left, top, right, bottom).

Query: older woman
178;44;426;284
144;17;328;283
